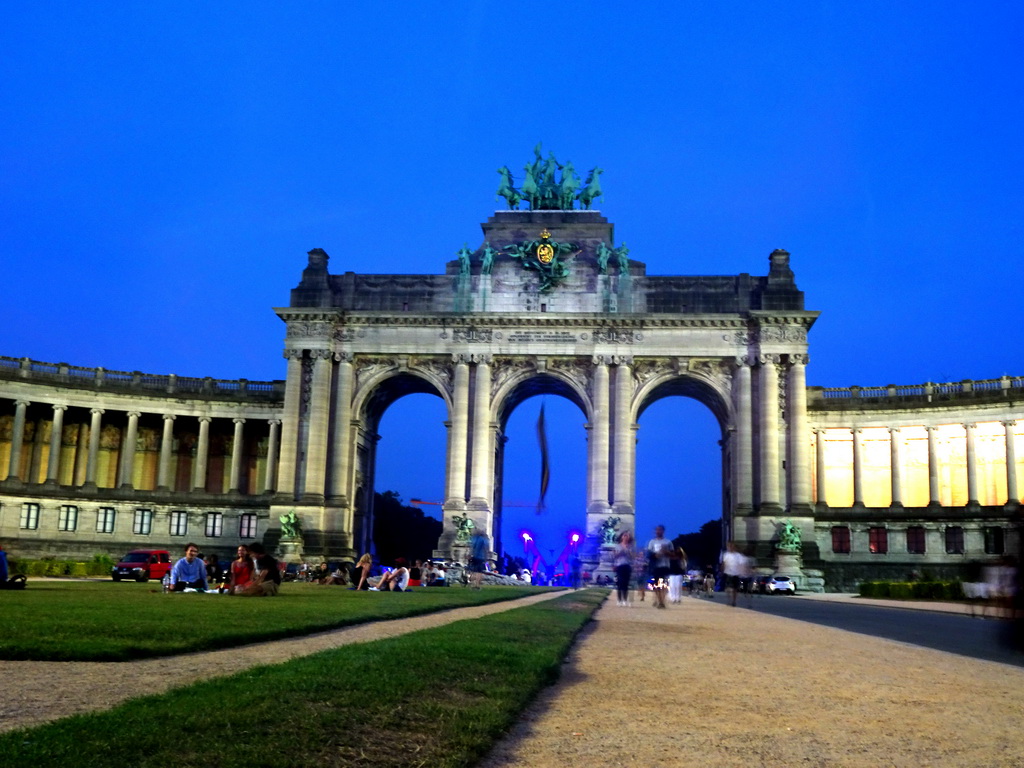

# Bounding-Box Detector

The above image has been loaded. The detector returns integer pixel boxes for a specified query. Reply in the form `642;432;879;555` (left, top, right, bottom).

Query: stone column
303;351;332;500
229;418;245;492
852;428;865;507
469;357;492;504
814;428;827;508
1004;420;1019;506
588;358;610;510
732;358;754;513
72;423;89;486
157;414;175;490
612;359;634;508
787;354;811;512
119;411;141;489
446;357;470;503
759;355;781;513
264;419;281;494
275;350;304;496
328;354;354;502
964;422;979;507
6;400;29;482
926;425;941;507
889;426;903;508
84;408;103;488
193;416;211;491
45;404;68;485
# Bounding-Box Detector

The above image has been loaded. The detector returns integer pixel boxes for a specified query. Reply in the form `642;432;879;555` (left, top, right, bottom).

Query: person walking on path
720;541;746;607
668;544;687;603
612;531;635;606
646;525;673;609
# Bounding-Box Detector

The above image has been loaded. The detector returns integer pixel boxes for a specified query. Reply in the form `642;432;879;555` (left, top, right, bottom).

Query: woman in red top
229;544;253;594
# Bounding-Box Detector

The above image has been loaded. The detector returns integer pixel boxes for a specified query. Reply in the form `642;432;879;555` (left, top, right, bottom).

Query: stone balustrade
0;356;284;402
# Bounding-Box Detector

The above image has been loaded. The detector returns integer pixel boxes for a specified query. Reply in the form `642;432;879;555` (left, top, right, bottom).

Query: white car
766;576;796;594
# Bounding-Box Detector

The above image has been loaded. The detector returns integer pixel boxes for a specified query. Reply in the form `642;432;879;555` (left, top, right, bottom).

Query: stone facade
1;208;1021;590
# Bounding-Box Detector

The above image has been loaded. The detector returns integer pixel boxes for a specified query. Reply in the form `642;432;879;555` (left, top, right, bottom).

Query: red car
111;549;172;582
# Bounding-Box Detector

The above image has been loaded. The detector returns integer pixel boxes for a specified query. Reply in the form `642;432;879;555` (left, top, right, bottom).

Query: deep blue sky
2;4;1022;556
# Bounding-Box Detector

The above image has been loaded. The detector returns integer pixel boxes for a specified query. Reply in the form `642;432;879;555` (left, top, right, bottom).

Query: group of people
168;542;281;596
309;555;451;591
612;525;689;608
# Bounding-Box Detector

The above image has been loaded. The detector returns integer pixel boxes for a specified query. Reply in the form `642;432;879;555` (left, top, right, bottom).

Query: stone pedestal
774;549;804;585
773;551;825;593
278;537;304;565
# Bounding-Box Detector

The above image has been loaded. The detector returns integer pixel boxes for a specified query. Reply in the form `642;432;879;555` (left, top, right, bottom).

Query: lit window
58;505;78;532
169;511;188;537
945;526;964;555
984;527;1004;555
831;526;851;554
20;503;40;530
868;527;888;554
205;512;223;538
239;513;257;539
96;507;116;534
906;526;926;555
133;509;153;536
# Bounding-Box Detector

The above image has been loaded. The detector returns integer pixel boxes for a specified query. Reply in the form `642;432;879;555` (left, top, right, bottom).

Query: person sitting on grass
170;543;208;591
349;553;373;590
228;545;253;594
237;542;281;597
424;562;446;586
370;558;410;592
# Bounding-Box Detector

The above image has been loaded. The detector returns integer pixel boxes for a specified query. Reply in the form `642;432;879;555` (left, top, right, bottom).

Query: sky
2;4;1022;558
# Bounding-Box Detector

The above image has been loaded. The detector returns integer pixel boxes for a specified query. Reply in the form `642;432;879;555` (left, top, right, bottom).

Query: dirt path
480;596;1024;768
0;591;562;734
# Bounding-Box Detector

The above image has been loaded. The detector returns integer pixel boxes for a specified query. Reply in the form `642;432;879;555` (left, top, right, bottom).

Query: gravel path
0;591;562;734
480;596;1024;768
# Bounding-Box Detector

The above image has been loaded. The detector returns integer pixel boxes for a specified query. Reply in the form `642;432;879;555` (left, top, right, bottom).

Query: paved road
737;593;1024;667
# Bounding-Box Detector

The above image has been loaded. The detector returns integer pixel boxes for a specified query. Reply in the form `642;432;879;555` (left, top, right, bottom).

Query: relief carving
333;327;365;342
593;327;642;344
414;358;453;395
452;327;494;343
759;326;808;343
286;321;333;340
491;358;533;393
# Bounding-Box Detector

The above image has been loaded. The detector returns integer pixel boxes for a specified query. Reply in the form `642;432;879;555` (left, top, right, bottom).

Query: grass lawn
1;579;554;661
0;589;604;768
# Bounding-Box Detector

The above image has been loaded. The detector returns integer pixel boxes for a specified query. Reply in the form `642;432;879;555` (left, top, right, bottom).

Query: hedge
859;580;964;600
9;556;115;579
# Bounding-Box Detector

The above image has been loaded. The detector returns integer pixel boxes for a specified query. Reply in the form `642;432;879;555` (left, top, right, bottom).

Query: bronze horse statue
496;166;522;210
579;167;604;209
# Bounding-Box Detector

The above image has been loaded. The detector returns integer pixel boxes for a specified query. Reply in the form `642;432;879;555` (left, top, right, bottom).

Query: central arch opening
635;376;727;569
496;375;587;579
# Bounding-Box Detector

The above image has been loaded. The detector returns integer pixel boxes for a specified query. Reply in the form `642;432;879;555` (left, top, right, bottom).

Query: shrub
888;582;913;599
70;562;88;578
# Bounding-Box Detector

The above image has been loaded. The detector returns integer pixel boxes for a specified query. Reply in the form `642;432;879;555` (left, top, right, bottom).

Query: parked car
753;575;773;594
765;575;796;595
111;549;171;582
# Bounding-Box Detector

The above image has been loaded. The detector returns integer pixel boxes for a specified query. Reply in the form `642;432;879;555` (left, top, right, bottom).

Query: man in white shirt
720;541;747;607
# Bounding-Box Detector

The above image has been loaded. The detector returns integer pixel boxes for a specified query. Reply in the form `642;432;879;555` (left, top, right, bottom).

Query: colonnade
812;420;1021;509
1;397;280;496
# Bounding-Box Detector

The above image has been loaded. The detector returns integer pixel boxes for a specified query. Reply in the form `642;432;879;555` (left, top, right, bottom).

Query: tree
372;491;442;565
672;518;722;571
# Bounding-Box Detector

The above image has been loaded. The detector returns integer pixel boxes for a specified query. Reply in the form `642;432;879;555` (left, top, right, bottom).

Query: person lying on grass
237;542;281;597
170;543;208;591
370;558;410;592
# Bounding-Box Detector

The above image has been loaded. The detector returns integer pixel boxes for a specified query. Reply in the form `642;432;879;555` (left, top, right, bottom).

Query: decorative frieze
593;327;643;344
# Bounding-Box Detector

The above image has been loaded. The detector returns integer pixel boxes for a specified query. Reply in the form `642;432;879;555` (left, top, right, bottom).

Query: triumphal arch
273;148;819;569
4;149;1021;587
